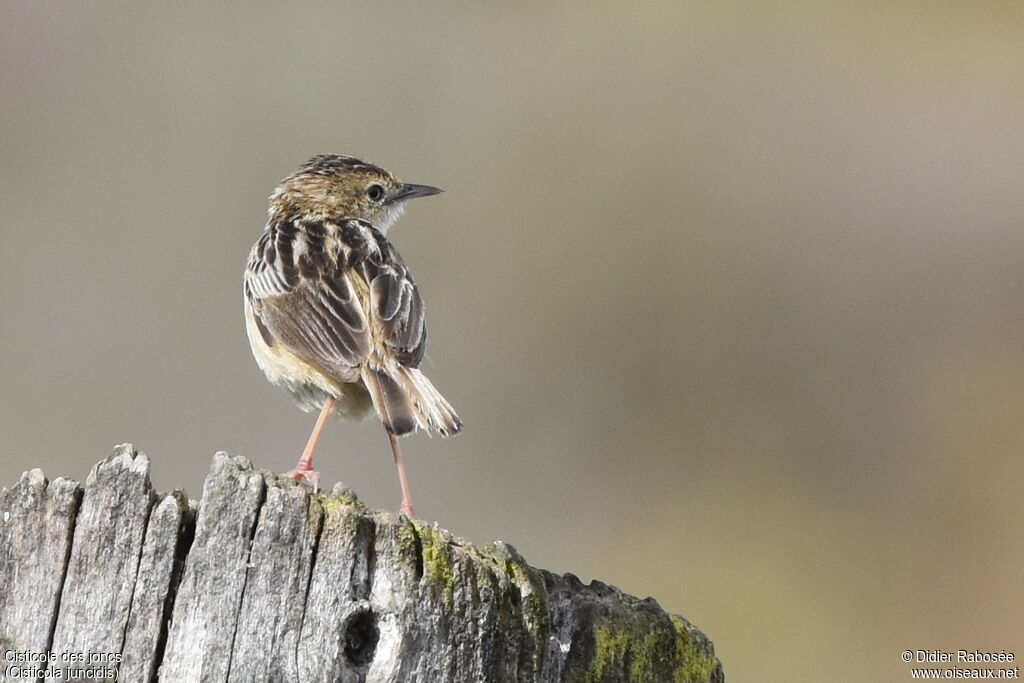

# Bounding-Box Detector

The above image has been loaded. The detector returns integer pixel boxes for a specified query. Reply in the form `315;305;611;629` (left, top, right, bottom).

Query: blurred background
2;2;1023;680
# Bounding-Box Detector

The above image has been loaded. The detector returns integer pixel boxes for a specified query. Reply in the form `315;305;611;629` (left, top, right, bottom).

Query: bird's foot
400;500;415;518
285;465;320;491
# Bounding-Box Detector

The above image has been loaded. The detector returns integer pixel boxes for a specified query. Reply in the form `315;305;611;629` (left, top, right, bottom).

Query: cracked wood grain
159;453;265;682
0;469;80;683
0;447;723;683
228;475;322;682
120;490;191;682
50;445;155;666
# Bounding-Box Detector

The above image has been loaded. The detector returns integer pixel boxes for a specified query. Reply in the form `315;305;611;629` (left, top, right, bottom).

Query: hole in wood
344;608;379;667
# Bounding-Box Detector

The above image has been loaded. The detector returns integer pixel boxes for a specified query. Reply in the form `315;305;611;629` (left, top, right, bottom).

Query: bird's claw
285;466;320;491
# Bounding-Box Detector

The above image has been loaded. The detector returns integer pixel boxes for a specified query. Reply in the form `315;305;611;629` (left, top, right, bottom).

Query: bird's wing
358;224;456;436
360;225;428;368
244;219;373;381
244;217;430;381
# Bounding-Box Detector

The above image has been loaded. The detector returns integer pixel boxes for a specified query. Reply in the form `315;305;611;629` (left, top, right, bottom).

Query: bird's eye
366;184;385;201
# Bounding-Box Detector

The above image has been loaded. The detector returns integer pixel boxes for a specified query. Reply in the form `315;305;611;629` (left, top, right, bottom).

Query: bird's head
268;154;442;233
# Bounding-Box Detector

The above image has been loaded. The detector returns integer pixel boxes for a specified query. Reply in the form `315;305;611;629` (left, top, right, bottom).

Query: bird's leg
388;432;415;517
286;396;334;490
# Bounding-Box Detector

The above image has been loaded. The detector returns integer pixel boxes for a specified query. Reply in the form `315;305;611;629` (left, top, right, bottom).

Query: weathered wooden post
0;445;723;682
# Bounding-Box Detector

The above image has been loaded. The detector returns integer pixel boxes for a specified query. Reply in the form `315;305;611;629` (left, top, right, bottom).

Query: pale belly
244;299;373;419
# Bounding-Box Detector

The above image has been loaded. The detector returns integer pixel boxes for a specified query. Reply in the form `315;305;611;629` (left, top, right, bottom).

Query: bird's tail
362;365;462;437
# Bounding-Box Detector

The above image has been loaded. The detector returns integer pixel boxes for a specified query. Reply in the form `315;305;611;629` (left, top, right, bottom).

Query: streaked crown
268;154;441;233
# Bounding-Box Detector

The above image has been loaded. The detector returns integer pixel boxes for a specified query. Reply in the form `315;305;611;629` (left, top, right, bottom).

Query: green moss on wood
573;614;718;683
504;552;549;637
588;625;633;680
413;521;456;597
670;615;719;683
397;520;419;566
311;488;364;512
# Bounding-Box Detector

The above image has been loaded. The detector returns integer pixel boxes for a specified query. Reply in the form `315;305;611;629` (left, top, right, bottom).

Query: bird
243;154;461;516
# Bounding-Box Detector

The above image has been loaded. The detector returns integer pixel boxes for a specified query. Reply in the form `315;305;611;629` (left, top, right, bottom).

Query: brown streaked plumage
244;154;461;516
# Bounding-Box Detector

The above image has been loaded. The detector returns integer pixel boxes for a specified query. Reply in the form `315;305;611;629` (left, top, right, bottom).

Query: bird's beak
388;183;443;203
